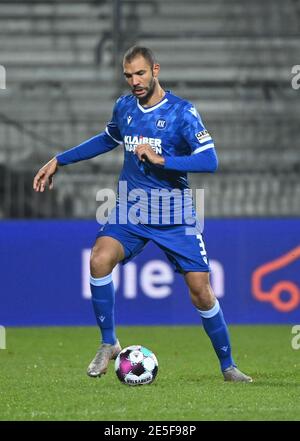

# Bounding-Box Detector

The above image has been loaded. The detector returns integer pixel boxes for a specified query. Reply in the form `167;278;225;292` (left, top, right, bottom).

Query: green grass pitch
1;325;300;421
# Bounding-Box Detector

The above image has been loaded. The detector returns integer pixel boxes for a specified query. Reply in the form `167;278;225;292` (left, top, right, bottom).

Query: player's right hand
33;157;59;192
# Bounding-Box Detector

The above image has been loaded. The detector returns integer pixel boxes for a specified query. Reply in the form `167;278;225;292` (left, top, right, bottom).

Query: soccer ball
115;345;158;386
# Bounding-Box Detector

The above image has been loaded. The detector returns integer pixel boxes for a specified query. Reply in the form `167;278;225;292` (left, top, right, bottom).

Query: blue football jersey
105;91;214;224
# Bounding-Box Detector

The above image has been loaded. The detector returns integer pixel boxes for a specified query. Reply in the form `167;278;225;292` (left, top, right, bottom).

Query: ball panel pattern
115;345;158;386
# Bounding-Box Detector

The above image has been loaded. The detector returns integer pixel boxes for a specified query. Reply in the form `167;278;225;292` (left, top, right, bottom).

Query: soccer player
33;46;252;382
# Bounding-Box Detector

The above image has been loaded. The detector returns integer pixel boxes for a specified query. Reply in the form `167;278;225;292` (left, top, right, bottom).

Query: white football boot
87;340;122;377
223;366;253;383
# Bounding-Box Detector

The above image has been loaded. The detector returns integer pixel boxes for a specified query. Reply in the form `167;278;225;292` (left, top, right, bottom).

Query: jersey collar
136;94;168;113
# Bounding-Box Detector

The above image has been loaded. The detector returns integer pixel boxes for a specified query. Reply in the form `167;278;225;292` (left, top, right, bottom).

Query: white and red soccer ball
115;345;158;386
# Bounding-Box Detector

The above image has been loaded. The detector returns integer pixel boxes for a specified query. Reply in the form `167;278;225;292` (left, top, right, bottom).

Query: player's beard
133;76;156;105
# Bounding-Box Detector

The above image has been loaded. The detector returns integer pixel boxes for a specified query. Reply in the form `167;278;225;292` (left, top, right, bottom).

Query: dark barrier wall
0;220;299;326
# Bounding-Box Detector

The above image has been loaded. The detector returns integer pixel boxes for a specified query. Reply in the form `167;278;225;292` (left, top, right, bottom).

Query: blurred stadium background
0;0;299;325
1;0;300;422
1;0;299;218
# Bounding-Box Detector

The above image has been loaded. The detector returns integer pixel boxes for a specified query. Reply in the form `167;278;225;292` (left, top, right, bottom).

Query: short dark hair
123;45;156;68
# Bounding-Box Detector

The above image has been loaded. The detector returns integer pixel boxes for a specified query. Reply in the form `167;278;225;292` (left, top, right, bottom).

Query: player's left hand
135;144;165;166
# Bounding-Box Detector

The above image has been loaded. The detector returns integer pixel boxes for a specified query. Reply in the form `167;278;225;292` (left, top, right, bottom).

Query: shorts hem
179;267;211;274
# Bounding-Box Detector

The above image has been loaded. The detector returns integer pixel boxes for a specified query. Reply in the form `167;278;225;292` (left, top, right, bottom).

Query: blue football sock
90;274;117;345
197;299;236;372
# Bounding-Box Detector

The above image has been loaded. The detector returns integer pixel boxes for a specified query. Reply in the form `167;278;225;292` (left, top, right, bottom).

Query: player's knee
90;247;117;277
189;282;215;310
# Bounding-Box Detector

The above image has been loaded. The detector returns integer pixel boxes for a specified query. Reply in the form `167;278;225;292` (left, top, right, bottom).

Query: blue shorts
96;221;210;273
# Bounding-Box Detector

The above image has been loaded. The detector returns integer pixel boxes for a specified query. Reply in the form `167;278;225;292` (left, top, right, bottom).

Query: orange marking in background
252;246;300;312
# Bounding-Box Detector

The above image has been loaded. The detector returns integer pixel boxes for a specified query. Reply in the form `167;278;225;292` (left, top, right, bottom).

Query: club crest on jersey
156;119;167;129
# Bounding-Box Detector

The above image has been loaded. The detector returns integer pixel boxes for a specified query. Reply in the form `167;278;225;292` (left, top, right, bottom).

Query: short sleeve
180;103;215;155
105;99;123;144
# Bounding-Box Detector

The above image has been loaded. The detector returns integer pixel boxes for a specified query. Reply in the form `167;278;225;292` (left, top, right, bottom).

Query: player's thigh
90;236;125;269
95;222;149;265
